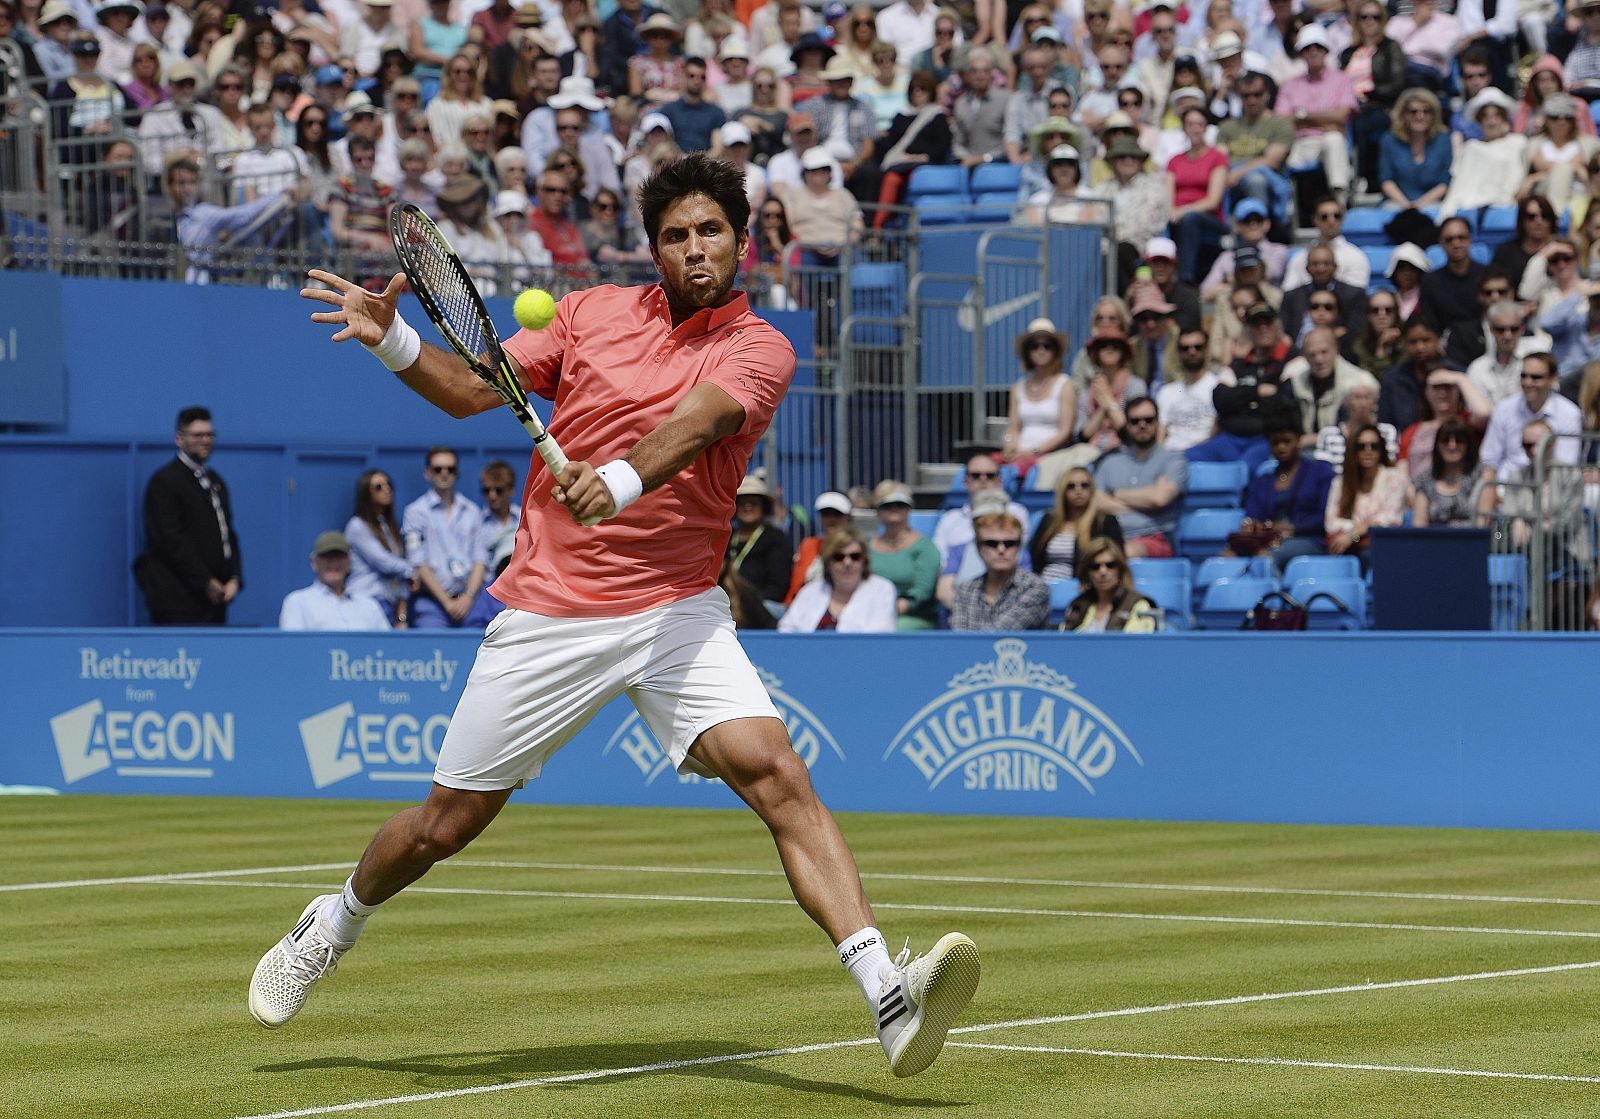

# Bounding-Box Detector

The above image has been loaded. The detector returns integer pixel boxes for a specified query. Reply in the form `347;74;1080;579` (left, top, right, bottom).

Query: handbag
1242;590;1306;631
1225;528;1277;556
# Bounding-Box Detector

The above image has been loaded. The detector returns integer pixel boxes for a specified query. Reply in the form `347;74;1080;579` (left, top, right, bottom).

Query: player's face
651;192;748;316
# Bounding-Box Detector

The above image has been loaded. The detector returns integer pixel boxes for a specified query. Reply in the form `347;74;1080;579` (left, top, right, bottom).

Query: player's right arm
555;381;746;522
302;269;503;418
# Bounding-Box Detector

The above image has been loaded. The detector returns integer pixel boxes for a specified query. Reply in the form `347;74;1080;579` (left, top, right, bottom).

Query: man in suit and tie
1279;243;1365;344
135;406;243;624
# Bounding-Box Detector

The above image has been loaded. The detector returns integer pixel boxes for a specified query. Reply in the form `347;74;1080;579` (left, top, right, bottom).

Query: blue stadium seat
1363;245;1393;279
1292;577;1367;630
1488;553;1528;630
1142;578;1190;630
913;195;973;224
1185;460;1249;510
847;262;905;346
1478;206;1517;246
1016;489;1055;514
969;162;1023;195
969;192;1018;222
1177;508;1243;560
1047;578;1076;627
1283;555;1361;584
905;165;967;201
1195;555;1274;612
907;510;941;538
1022;463;1045;491
1197;577;1277;630
1128;556;1193;593
1342;209;1389;246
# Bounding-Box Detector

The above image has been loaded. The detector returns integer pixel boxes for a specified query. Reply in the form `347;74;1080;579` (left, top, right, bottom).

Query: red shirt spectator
527;172;591;264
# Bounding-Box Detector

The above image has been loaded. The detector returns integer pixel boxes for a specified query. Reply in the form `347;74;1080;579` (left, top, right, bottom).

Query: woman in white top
1521;93;1600;217
779;528;899;633
1002;318;1078;473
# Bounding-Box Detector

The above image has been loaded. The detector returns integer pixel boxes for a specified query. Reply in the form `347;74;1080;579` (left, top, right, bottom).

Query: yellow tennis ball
514;288;556;331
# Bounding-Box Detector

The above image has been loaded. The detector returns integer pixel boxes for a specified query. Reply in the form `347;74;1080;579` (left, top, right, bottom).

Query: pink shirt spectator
1275;70;1358;141
1167;146;1229;215
1386;12;1461;78
1325;464;1410;537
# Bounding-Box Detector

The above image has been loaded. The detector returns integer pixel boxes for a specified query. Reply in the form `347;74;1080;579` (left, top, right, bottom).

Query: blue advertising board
4;629;1598;831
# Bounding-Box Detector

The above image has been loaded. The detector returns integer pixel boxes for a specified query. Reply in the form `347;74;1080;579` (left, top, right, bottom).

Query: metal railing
1484;430;1599;632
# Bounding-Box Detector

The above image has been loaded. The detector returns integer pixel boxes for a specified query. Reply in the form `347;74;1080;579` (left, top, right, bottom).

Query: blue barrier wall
6;629;1597;830
0;274;813;627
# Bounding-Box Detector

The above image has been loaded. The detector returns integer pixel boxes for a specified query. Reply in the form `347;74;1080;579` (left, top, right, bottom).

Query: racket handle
527;424;601;528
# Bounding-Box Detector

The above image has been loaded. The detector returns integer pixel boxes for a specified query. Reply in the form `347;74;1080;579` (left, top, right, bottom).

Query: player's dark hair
636;151;750;249
425;444;458;466
176;406;211;429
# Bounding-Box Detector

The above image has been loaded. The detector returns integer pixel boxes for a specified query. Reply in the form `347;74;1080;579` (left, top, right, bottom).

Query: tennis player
250;154;980;1078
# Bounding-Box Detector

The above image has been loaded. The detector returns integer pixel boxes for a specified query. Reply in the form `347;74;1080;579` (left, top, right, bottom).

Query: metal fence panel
1485;431;1598;632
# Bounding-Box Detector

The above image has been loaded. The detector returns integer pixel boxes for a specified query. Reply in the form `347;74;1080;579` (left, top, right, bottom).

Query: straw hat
1015;317;1067;362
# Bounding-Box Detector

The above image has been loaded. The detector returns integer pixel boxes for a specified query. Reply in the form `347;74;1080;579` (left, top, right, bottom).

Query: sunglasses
593;200;617;211
1549;254;1576;265
216;82;243;91
482;485;508;496
979;539;1020;550
831;550;865;562
540;185;571;194
1064;481;1091;491
1481;288;1511;298
1438;433;1468;445
967;470;999;480
1310;301;1337;311
1355;441;1382;451
1491;324;1522;335
428;464;458;474
1028;340;1057;351
1089;560;1119;571
1178;343;1206;352
1370;304;1396;314
1126;415;1157;425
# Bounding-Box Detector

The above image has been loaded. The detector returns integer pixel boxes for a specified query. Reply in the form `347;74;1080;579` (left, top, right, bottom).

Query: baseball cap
719;36;750;61
1047;143;1080;164
69;30;101;54
491;189;529;218
823;0;847;20
1145;236;1177;262
315;62;345;85
815;490;853;515
787;110;817;132
874;483;913;508
342;91;378;121
1031;25;1063;43
1294;23;1330;52
800;146;832;171
1233;243;1262;271
1209;30;1242;60
311;530;351;556
720;121;752;146
1244;301;1277;323
165;58;199;84
1233;197;1268;221
971;491;1010;517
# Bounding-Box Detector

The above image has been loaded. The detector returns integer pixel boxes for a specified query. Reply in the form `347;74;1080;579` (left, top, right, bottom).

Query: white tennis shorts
433;586;782;791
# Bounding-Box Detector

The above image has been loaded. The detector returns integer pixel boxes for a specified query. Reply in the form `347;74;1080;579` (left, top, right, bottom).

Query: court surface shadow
256;1039;964;1107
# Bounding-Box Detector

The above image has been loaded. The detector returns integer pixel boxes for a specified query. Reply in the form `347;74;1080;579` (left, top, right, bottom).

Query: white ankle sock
837;926;892;1004
318;877;379;946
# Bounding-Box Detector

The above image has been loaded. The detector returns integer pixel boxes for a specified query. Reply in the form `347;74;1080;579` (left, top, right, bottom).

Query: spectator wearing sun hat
91;0;140;84
33;0;79;81
601;0;665;97
718;120;769;216
1440;86;1526;216
715;36;754;114
869;481;941;631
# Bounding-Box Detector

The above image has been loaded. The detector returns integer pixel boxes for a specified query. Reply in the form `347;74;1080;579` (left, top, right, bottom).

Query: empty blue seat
1177;508;1243;560
969;192;1018;222
907;510;941;537
1047;579;1076;627
905;165;967;200
847;261;906;346
1128;556;1193;592
1185;460;1248;510
1283;555;1360;584
1363;244;1394;278
1197;577;1278;630
969;162;1023;194
1478;205;1517;246
1488;553;1528;630
1142;578;1190;630
1291;577;1367;630
1342;209;1390;246
913;195;972;224
1197;554;1274;586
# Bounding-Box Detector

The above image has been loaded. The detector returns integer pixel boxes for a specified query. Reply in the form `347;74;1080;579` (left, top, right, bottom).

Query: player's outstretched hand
552;462;616;525
302;270;406;346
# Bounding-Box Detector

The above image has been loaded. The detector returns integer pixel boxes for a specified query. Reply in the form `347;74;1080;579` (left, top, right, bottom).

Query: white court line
166;878;1600;942
229;958;1600;1119
0;862;354;893
947;1042;1600;1085
450;859;1600;909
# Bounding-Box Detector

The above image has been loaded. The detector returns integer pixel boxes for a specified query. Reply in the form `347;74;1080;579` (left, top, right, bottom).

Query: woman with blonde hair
835;5;880;79
1341;0;1407;186
125;42;167;113
1378;88;1451;209
1070;295;1131;389
426;51;494;154
779;528;899;632
1059;538;1159;632
1027;467;1124;582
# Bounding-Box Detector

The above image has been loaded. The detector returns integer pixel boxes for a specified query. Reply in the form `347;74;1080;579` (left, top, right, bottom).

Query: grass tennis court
8;795;1600;1118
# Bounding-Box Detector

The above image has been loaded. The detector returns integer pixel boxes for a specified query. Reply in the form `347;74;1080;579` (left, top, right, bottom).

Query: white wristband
595;460;644;518
362;309;422;372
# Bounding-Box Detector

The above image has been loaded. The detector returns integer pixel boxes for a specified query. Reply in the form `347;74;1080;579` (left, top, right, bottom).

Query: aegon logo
885;639;1142;795
298;702;450;788
50;699;235;784
603;668;845;784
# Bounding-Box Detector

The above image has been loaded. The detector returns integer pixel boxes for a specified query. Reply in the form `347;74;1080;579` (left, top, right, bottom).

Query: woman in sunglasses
1028;467;1122;583
778;528;898;633
1001;318;1077;473
1059;539;1158;633
1409;418;1490;527
1325;422;1409;565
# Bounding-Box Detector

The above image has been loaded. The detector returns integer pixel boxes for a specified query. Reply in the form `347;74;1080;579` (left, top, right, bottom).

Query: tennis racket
388;202;598;522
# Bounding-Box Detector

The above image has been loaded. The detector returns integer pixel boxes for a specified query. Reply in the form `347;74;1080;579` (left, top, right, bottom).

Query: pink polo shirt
1275;69;1358;141
495;283;796;618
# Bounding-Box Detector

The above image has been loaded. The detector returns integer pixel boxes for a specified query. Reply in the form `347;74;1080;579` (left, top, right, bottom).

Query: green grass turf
6;796;1600;1118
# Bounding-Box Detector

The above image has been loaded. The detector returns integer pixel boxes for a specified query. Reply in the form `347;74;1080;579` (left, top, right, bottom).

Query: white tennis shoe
874;932;981;1077
248;895;351;1028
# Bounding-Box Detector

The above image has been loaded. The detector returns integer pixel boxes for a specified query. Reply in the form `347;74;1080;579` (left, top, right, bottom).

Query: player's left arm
555;381;746;521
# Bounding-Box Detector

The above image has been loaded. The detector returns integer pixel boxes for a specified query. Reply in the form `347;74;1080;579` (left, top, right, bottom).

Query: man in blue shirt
402;446;488;628
1093;396;1190;557
280;532;391;630
659;57;725;153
